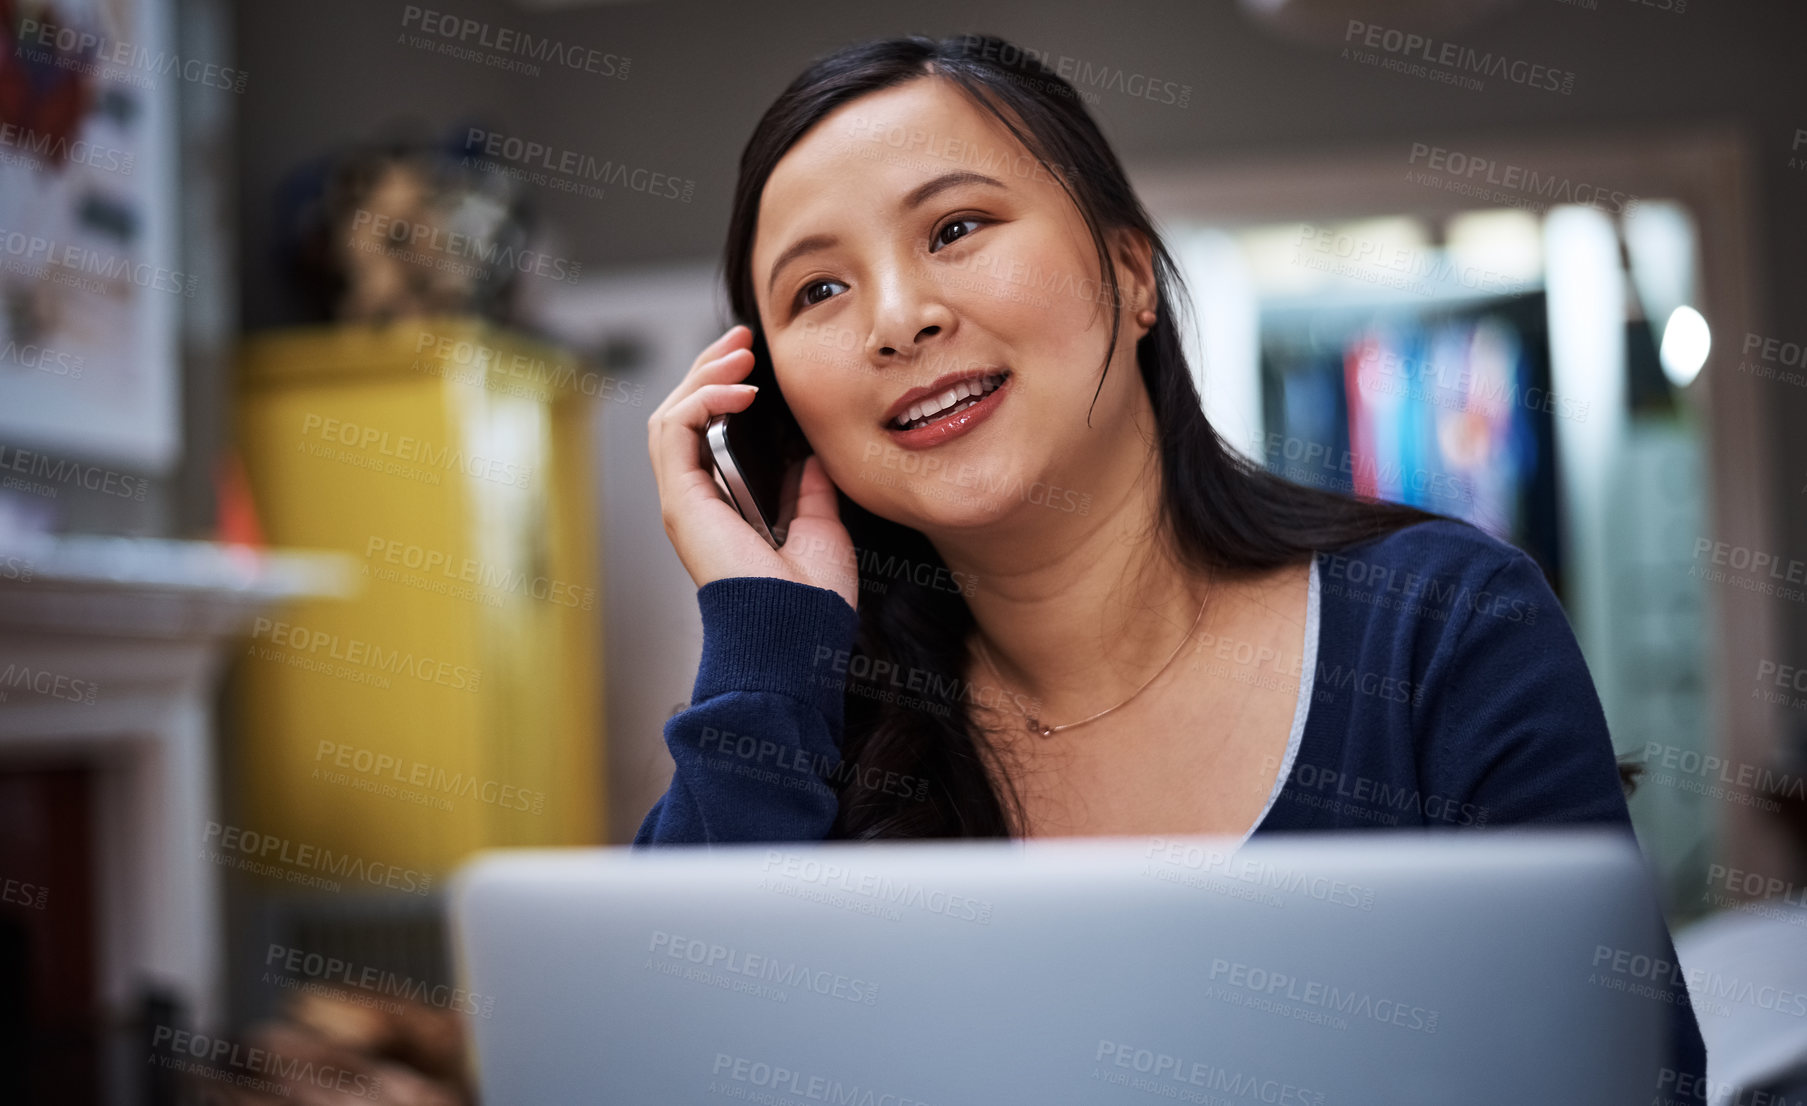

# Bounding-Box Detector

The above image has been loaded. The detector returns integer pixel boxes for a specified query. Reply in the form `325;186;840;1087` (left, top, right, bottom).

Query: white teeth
893;373;1005;429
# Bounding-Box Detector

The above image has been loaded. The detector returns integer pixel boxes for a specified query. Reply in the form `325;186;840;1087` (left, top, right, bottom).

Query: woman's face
749;76;1156;534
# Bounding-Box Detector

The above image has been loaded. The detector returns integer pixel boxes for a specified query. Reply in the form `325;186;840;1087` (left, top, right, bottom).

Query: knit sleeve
631;576;860;846
1415;547;1626;828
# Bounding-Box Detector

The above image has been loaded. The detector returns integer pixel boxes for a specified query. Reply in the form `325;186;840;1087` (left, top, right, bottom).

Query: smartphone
704;331;812;549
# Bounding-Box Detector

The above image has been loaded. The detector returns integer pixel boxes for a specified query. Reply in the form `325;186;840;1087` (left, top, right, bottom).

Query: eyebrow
764;170;1009;300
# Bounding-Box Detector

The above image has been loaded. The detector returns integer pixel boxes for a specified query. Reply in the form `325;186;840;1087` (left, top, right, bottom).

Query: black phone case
711;331;812;547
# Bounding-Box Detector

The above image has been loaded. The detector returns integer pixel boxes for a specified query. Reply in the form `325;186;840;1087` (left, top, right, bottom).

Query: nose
875;325;939;359
865;267;955;364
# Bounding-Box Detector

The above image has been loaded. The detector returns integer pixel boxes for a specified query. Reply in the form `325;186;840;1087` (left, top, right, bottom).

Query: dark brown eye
931;218;982;252
799;279;846;309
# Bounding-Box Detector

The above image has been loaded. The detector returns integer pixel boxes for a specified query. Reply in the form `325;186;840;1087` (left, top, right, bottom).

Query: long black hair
722;33;1560;838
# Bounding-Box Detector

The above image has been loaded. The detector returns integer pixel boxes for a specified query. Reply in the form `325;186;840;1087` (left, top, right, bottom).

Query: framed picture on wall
0;0;191;472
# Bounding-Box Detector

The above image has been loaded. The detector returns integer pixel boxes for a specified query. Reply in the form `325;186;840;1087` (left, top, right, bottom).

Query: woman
638;32;1706;1089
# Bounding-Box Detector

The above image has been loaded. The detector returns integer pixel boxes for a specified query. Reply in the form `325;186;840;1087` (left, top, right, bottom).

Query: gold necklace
971;588;1211;738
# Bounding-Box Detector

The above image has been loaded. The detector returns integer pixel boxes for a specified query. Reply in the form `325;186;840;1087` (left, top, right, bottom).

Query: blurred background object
0;0;184;474
178;986;473;1105
284;136;535;324
228;317;604;1060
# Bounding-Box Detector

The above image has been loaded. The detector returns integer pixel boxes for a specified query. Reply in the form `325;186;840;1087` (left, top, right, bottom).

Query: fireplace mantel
0;535;352;1032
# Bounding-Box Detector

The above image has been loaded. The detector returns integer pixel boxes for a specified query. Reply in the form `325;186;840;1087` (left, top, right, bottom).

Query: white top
1232;557;1319;848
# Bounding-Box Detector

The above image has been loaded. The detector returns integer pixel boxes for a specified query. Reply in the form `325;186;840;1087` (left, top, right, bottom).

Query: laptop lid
451;828;1666;1103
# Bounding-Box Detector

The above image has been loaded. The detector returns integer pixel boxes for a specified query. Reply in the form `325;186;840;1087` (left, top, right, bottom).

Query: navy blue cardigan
633;519;1708;1090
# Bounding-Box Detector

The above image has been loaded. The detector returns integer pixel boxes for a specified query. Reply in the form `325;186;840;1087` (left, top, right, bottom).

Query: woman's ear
1108;227;1159;324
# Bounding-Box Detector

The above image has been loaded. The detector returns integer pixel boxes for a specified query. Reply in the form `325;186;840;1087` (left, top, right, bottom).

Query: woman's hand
647;324;860;613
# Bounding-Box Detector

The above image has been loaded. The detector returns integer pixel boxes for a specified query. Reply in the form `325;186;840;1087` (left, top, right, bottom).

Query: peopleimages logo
709;1054;930;1106
0;121;134;176
778;533;977;598
1744;330;1807;374
313;740;546;814
1407;142;1637;215
1254;431;1480;507
953;35;1192;108
1642;741;1806;804
0;663;99;706
363;535;595;609
463;128;694;203
1706;863;1807;909
0;444;149;500
400;5;630;78
761;851;994;925
1353;343;1592;424
1092;1039;1327;1105
812;645;1043;722
1591;944;1807;1017
411;330;644;406
1689;538;1807;604
859;441;1092;515
15;18;248;93
697;725;931;802
149;1026;378;1099
250;616;483;694
0;336;84;378
203;821;433;896
346;210;582;285
841;115;1080;188
1210;958;1441;1033
1344;20;1576;95
647;929;880;1006
299;413;534;488
0;226;197;297
264;943;495;1018
1271;758;1488;827
0;878;48;910
1293;224;1529;296
1143;837;1378;911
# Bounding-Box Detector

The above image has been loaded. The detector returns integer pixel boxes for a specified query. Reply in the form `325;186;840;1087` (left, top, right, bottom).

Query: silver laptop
451;829;1669;1103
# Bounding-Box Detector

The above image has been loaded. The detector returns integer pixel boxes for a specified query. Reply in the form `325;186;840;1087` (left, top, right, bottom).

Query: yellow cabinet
233;319;604;883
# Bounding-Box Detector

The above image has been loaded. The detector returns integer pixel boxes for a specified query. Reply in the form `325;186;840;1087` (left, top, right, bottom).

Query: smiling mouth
890;371;1011;431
